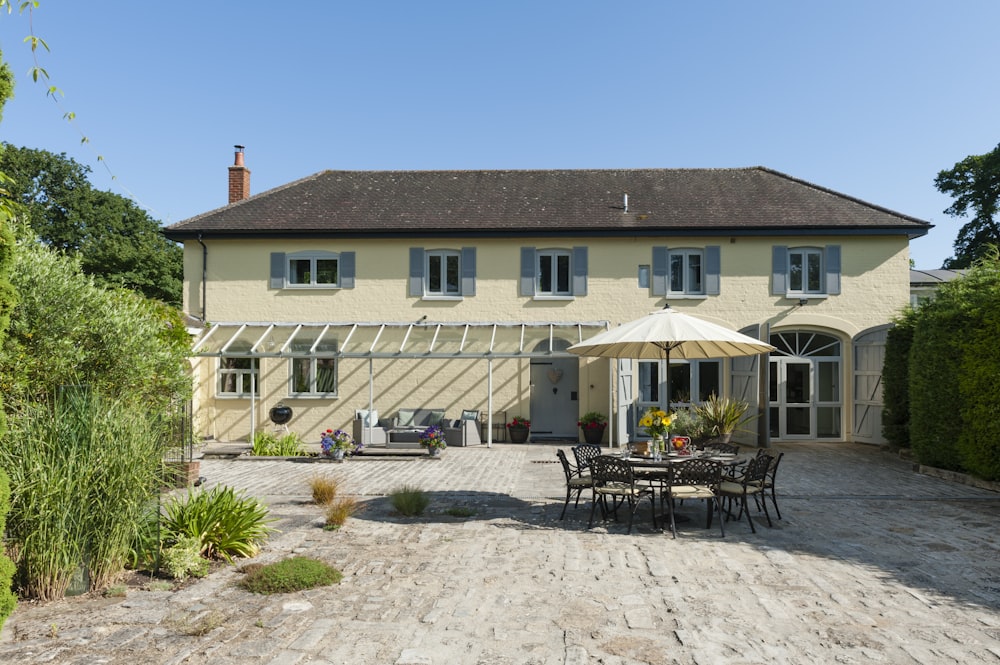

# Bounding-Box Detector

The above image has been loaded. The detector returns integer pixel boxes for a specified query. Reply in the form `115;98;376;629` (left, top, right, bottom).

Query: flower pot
508;425;530;444
330;448;346;461
428;446;442;457
582;425;605;445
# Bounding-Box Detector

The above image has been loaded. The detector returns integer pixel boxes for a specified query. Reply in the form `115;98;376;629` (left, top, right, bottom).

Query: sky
1;1;998;269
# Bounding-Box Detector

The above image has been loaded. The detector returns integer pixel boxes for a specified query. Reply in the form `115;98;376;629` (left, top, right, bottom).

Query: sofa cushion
397;408;416;427
355;409;378;426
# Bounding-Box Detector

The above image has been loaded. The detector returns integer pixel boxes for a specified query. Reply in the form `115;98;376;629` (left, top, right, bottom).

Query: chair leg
769;485;782;520
588;493;599;528
741;494;756;534
560;487;572;520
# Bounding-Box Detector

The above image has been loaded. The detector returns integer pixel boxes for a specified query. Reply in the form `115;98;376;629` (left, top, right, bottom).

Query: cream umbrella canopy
567;306;775;445
567;306;775;361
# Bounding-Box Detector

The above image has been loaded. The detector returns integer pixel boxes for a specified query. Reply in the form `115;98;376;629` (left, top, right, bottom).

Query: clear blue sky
2;1;998;269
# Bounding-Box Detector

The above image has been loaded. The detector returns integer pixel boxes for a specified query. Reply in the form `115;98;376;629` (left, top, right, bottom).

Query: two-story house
163;149;931;447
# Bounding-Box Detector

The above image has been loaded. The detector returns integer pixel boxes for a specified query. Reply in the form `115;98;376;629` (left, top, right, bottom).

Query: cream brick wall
184;234;910;443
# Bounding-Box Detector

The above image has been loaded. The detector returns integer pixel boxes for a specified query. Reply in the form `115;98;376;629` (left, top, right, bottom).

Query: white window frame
218;357;257;397
668;248;705;295
787;247;824;295
424;249;461;297
289;357;339;397
286;251;339;288
536;249;572;296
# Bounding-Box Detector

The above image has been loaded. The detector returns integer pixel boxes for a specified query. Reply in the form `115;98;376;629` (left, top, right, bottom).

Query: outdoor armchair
588;455;656;534
556;449;591;520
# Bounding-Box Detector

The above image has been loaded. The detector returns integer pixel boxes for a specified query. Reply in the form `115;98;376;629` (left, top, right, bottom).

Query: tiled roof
163;167;931;239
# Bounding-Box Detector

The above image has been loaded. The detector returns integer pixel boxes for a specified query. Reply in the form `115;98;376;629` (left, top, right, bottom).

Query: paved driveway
2;442;999;664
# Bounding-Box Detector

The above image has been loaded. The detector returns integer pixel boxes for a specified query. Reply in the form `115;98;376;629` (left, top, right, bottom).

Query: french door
768;331;842;441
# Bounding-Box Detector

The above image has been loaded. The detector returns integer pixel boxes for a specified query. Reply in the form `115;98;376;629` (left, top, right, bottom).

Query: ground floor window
636;359;721;430
290;357;338;396
218;357;257;396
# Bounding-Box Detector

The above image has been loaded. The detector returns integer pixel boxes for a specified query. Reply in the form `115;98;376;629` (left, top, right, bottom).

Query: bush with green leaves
161;485;276;562
0;388;167;599
0;222;191;409
882;310;916;450
162;535;210;581
251;430;307;456
239;556;342;594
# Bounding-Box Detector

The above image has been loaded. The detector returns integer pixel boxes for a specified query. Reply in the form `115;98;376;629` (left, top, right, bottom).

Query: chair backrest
671;458;722;487
556;449;577;481
703;441;739;455
591;455;634;486
573;444;602;471
742;453;772;486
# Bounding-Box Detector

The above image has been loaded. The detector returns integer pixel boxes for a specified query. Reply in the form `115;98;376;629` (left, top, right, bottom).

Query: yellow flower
639;416;652;427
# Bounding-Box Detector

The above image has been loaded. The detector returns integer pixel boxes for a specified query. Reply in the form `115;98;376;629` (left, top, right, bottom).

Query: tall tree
934;142;1000;269
0;144;182;305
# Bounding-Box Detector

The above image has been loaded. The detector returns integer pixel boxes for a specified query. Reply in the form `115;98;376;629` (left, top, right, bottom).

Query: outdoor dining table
623;450;746;526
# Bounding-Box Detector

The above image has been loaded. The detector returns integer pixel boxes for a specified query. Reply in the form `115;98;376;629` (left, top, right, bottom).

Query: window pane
316;358;337;393
818;361;840;401
556;254;570;293
817;406;841;437
669;362;690;404
807;253;822;292
292;358;311;393
638;361;659;402
669;254;683;292
316;259;338;285
289;259;310;285
697;361;720;401
789;253;803;291
687;254;702;292
428;254;442;293
538;254;552;292
445;254;459;294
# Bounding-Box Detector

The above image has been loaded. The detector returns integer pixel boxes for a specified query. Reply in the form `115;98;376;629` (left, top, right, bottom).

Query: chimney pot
228;145;250;204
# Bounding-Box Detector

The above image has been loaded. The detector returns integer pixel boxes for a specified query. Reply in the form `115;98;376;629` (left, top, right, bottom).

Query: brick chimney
228;145;250;204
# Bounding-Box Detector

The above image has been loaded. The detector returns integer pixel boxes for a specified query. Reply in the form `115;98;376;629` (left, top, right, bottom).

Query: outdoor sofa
353;408;482;448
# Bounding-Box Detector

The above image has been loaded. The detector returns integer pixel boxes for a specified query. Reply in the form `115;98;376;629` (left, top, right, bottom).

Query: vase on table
652;435;664;461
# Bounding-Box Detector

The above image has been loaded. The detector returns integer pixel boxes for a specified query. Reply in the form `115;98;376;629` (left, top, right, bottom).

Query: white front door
768;331;843;441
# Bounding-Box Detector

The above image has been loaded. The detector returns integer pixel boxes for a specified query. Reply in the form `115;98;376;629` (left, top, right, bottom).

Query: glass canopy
191;321;609;359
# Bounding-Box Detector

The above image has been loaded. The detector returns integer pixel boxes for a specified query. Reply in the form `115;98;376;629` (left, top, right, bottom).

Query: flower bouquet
639;407;675;455
419;424;447;450
320;428;360;459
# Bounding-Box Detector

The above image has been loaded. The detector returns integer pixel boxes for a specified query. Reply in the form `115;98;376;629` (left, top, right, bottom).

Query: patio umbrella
567;306;775;361
567;306;775;442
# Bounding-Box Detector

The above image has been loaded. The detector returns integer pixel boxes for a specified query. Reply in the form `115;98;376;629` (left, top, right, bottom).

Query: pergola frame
191;320;611;446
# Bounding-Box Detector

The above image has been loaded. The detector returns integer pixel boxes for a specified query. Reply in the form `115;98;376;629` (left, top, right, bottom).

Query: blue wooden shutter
572;246;588;296
705;245;721;295
339;251;355;289
461;247;476;296
408;248;424;297
519;247;536;296
652;246;668;296
771;246;787;295
270;252;286;289
825;245;841;295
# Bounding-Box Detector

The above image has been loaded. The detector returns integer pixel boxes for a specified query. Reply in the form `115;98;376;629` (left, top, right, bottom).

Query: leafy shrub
390;485;430;516
308;474;340;504
161;485;276;562
239;556;342;594
162;536;210;581
251;431;307;456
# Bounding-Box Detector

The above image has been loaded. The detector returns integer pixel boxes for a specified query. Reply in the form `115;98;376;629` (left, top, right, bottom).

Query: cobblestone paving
2;442;999;664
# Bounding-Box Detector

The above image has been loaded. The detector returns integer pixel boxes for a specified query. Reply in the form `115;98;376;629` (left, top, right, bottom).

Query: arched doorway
768;331;842;441
529;337;579;439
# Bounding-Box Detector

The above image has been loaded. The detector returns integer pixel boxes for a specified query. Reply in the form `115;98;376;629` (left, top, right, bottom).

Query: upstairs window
772;245;841;297
519;246;588;298
270;251;355;289
652;246;720;297
409;247;476;298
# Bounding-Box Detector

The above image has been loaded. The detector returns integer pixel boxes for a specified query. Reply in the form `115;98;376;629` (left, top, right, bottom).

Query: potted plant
320;428;359;461
693;394;757;443
577;411;607;445
506;416;531;444
419;424;447;456
669;407;708;444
